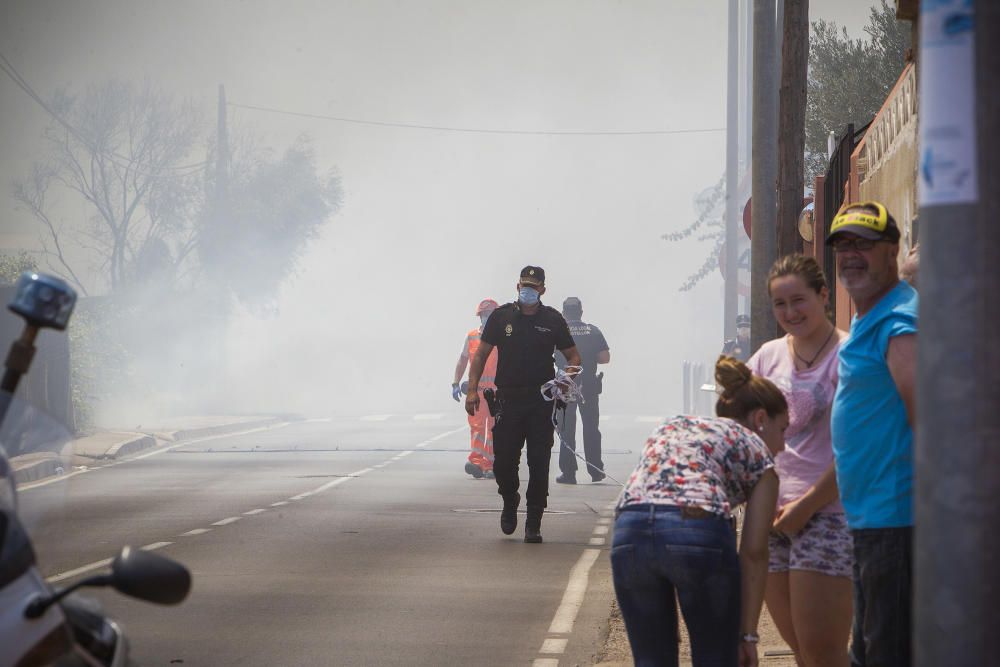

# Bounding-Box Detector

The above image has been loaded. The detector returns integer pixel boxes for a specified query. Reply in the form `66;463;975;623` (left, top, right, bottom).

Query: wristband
740;633;760;643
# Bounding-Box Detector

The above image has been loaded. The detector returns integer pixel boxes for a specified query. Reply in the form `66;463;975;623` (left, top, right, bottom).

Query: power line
0;52;208;174
228;101;725;137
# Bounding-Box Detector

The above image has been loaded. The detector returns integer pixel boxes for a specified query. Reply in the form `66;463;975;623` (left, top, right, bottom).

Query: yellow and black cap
519;266;545;286
825;201;900;244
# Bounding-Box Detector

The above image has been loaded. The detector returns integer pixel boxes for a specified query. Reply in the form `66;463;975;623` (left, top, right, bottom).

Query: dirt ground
594;598;798;667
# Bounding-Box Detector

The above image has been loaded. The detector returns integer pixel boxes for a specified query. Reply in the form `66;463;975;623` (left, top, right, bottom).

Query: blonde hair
715;355;787;421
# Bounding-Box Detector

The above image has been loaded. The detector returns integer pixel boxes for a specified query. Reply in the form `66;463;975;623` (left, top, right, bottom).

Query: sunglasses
832;237;885;253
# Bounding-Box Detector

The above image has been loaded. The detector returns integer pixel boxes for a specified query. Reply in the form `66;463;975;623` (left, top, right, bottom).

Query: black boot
524;505;544;543
500;492;520;535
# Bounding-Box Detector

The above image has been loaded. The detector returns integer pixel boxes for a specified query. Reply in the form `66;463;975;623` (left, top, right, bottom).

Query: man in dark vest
555;297;610;484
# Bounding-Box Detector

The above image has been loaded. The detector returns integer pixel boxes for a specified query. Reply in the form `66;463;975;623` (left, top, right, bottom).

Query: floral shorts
768;511;853;578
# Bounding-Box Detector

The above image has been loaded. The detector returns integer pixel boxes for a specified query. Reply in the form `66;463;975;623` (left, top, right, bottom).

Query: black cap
736;314;750;327
519;266;545;286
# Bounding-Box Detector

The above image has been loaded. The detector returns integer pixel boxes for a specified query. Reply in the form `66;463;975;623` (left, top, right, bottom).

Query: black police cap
519;266;545;286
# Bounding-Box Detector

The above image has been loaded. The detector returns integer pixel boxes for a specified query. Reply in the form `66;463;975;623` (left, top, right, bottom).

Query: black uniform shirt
557;321;609;378
481;301;575;389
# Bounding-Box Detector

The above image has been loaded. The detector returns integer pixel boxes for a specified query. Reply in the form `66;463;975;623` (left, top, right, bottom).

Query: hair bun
715;355;753;398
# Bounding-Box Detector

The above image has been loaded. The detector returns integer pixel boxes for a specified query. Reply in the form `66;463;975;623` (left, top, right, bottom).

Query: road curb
158;416;289;442
12;454;67;485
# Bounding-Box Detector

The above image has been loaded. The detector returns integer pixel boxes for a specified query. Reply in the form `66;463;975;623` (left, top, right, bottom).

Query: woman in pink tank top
748;255;852;667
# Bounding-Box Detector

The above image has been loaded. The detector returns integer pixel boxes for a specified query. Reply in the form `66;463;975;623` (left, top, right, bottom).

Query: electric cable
228;101;725;137
0;52;208;175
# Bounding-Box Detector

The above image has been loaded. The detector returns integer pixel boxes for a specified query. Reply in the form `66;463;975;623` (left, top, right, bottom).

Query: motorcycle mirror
110;546;191;605
8;272;76;331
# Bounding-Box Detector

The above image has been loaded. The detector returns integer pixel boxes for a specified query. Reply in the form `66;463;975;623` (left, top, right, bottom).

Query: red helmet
475;299;499;316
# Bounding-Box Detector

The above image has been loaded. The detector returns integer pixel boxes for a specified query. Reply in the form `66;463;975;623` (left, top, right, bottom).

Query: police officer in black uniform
555;297;610;484
721;313;752;362
465;266;580;544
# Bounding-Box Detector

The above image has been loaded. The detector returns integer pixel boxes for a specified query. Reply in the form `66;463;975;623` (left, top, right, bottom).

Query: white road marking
547;548;601;634
593;525;609;536
212;517;241;526
311;477;351;494
414;413;443;420
597;517;611;525
599;415;611;422
47;558;114;584
305;417;332;423
142;542;172;551
533;659;560;667
589;537;606;546
636;416;662;423
20;422;292;491
360;414;392;421
540;638;568;654
45;426;464;586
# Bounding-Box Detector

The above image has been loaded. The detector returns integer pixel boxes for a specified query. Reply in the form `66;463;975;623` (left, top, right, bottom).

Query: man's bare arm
560;346;582;371
887;333;918;428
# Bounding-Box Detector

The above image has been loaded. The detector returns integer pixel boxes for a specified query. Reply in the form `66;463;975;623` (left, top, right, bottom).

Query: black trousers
557;390;603;479
491;393;554;508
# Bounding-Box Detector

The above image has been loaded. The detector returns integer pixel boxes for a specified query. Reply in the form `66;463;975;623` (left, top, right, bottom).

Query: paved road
17;413;655;666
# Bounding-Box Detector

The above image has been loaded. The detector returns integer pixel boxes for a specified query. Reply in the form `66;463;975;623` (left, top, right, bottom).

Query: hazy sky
0;1;885;418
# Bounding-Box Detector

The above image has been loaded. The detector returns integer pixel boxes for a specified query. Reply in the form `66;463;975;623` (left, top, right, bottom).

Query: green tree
666;1;910;291
805;0;910;179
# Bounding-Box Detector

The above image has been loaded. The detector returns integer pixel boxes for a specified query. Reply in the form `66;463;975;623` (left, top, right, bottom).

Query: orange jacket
467;328;498;390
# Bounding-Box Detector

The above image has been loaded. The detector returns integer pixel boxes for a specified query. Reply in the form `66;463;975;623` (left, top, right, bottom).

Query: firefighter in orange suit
453;299;499;478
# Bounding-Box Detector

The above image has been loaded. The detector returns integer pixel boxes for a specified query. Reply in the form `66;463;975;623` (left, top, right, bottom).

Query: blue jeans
850;527;913;667
611;505;740;667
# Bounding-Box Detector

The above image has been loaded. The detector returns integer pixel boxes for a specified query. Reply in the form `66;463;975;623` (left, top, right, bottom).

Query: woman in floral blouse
612;356;787;667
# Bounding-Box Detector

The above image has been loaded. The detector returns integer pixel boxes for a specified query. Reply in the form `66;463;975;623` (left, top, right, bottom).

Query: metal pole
750;0;778;353
915;2;999;664
776;0;808;259
725;0;740;341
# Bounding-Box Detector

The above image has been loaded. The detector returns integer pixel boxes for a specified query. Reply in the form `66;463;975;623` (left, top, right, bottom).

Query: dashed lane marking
414;413;444;420
142;542;173;551
589;537;605;546
19;421;292;492
180;528;211;536
593;525;609;536
212;517;241;526
636;416;662;423
43;425;466;584
360;414;392;422
533;659;559;667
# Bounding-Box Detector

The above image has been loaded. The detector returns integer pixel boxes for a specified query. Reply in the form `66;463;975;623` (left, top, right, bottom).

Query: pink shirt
748;335;843;514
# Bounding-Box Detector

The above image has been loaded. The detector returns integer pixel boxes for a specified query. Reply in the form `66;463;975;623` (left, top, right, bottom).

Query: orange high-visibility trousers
466;328;497;471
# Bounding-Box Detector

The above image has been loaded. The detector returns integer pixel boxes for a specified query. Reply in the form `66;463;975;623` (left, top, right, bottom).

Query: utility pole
915;2;1000;665
724;0;740;341
776;0;808;259
216;84;229;212
750;0;779;352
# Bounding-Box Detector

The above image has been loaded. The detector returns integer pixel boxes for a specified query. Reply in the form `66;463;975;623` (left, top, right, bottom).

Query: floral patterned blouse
617;415;775;516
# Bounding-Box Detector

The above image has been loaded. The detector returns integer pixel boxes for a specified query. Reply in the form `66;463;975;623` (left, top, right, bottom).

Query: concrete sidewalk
10;415;287;485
